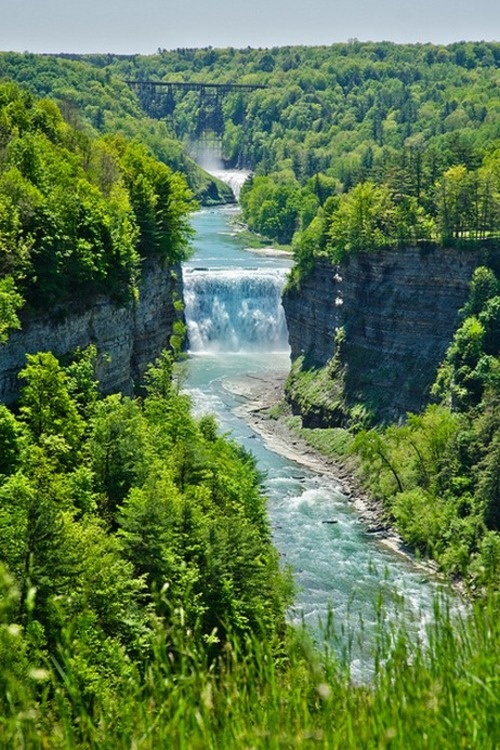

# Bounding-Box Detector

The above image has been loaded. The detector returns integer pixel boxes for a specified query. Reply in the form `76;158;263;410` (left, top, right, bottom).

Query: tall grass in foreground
1;593;498;749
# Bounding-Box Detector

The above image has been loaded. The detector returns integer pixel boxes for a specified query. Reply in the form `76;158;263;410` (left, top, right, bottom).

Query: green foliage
325;180;432;258
240;174;305;245
0;564;30;718
96;42;500;181
284;356;350;429
18;352;85;465
0;82;196;312
0;52;230;204
353;267;500;586
116;137;196;263
292;423;353;458
0;275;23;343
1;46;498;279
434;266;500;410
353;404;492;581
0;44;499;746
0;587;499;748
0;347;292;739
90;394;150;522
436;159;500;241
64;345;99;421
329;181;393;256
0;404;23;476
462;265;499;315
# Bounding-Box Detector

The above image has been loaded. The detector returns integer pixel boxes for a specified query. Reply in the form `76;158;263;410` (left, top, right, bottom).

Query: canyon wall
283;245;497;424
0;258;182;404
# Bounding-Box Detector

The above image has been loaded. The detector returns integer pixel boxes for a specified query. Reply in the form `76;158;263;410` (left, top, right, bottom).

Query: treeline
5;44;497;197
241;153;499;269
98;41;499;177
2;45;498;256
83;40;500;260
0;82;195;335
0;53;233;204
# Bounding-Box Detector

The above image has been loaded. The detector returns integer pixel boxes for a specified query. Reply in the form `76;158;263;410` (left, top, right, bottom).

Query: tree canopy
0;82;196;320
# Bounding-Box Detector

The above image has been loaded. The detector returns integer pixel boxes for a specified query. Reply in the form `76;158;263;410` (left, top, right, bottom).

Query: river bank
224;371;444;579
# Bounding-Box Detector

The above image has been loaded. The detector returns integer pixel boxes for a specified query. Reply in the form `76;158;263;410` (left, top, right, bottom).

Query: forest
99;42;500;253
0;80;196;337
353;263;500;586
0;44;499;746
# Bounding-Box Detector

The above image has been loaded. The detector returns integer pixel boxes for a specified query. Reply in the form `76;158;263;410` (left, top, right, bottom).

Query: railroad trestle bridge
125;80;266;135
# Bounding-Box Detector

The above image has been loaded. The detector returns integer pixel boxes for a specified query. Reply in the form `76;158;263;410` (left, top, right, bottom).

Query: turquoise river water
183;206;454;680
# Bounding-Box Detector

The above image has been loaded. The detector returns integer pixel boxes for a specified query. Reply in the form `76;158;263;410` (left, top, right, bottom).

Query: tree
118;140;195;263
90;394;149;522
18;352;84;464
353;428;404;495
436;165;474;241
462;266;499;316
0;457;74;641
0;276;23;344
64;345;99;421
327;181;396;258
0;405;23;477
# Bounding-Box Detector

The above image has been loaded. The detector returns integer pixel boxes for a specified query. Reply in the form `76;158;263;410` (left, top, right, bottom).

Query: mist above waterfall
191;141;224;172
183;267;289;353
190;140;250;199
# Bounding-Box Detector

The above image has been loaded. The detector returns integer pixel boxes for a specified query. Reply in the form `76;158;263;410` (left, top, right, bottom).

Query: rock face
283;245;495;423
0;258;183;404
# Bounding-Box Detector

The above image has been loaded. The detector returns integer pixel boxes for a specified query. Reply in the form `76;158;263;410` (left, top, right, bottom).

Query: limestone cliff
0;258;182;404
283;245;497;425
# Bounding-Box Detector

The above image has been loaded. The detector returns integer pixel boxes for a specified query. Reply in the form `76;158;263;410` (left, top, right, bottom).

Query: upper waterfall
183;267;289;353
191;144;250;200
208;169;250;199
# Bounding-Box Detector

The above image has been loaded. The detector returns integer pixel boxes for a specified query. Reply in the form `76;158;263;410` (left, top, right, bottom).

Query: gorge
0;146;493;681
181;205;458;679
0;44;498;746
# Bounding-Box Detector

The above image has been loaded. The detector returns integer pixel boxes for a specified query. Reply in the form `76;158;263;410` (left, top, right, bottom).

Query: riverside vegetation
0;50;499;746
284;263;500;590
0;346;498;746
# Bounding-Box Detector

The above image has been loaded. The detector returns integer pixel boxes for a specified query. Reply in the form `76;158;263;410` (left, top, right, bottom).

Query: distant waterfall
209;170;250;199
183;268;289;353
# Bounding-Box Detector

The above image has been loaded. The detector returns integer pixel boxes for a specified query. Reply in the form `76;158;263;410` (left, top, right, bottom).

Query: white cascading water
209;169;250;199
182;177;457;682
183;268;289;353
190;140;251;199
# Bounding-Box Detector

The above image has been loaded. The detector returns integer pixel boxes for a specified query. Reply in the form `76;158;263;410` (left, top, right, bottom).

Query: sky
0;0;498;55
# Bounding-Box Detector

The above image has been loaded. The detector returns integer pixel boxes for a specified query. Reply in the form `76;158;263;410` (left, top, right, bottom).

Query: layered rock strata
283;245;496;423
0;259;182;404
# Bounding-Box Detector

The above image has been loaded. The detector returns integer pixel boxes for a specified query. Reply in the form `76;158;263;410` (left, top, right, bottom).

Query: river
182;204;452;680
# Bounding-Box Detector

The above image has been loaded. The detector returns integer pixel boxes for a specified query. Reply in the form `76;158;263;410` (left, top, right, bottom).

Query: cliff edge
0;258;183;404
283;245;497;425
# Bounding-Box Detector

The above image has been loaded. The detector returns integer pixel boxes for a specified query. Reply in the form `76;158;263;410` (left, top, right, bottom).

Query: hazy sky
0;0;498;54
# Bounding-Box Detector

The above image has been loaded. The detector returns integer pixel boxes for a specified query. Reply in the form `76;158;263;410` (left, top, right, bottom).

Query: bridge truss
125;80;266;135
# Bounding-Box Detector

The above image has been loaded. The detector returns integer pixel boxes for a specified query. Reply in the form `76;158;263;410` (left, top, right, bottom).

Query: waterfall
183;267;289;353
209;169;250;199
190;141;250;199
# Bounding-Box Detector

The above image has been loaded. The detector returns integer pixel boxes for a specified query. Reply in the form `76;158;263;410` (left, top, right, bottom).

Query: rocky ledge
283;244;497;424
0;258;183;404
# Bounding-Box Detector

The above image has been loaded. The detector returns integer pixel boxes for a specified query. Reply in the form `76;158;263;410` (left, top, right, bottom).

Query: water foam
183;267;289;353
